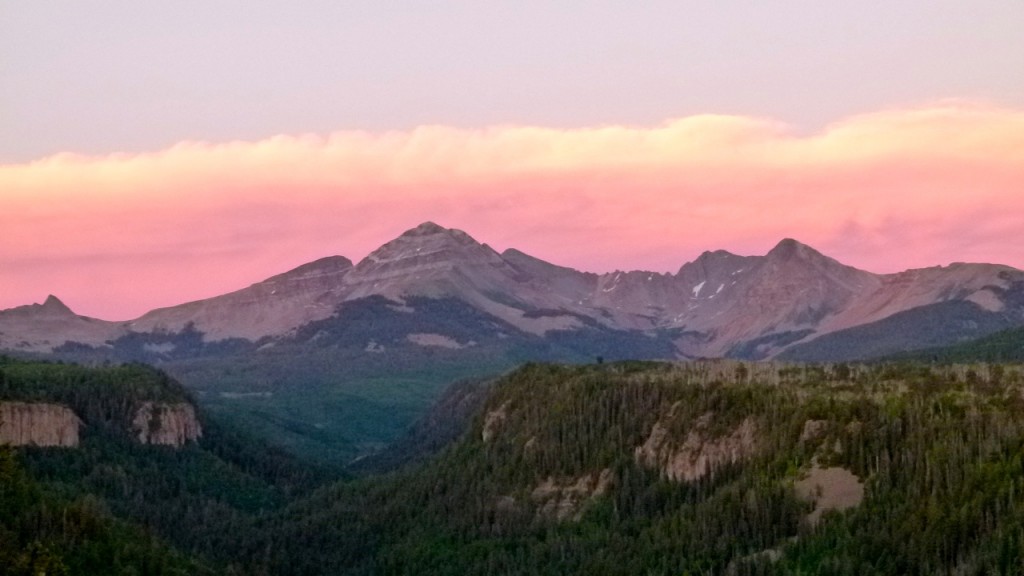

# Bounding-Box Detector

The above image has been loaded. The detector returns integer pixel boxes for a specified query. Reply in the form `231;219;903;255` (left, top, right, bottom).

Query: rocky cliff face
132;402;203;446
0;402;82;447
635;410;758;482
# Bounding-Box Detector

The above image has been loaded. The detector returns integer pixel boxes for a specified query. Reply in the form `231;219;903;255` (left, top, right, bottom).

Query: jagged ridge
2;221;1023;359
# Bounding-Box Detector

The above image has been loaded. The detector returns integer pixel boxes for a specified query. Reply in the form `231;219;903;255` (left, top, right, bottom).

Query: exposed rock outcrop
636;412;757;482
800;419;830;443
132;402;202;446
481;401;510;442
531;469;613;521
0;402;82;447
795;465;864;526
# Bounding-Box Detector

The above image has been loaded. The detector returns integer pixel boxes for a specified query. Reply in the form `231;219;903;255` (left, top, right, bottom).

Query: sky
2;2;1023;320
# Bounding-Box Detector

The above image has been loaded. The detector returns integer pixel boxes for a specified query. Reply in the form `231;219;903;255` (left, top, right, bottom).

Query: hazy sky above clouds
4;1;1023;160
2;2;1023;318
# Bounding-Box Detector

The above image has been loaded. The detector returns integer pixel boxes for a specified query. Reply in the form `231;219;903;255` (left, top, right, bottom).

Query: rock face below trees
635;411;758;482
0;402;82;447
0;400;202;448
530;469;614;521
795;465;864;526
132;402;202;446
481;401;510;442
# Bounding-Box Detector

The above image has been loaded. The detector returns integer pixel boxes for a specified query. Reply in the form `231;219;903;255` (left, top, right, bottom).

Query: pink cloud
2;101;1022;320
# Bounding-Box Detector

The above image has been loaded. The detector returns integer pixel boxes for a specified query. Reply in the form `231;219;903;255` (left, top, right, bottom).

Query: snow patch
143;342;176;354
716;283;724;294
692;281;706;298
219;391;273;399
407;333;466;349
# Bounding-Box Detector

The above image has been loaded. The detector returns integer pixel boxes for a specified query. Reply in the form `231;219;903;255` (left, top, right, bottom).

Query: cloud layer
3;102;1023;319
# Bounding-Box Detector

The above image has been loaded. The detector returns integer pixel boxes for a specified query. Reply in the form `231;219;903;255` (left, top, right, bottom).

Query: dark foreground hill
7;357;1024;574
241;360;1024;575
0;357;335;574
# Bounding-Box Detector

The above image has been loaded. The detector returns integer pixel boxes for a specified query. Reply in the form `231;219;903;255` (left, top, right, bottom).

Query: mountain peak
696;249;739;262
378;221;477;248
676;248;752;278
41;295;74;315
345;221;515;301
354;221;492;272
392;221;479;245
402;221;450;237
766;238;822;261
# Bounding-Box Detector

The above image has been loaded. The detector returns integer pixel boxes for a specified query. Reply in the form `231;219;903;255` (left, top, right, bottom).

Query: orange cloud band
2;101;1023;319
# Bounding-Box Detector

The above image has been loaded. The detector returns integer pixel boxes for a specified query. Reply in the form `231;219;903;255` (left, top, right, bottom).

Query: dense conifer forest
0;358;335;574
5;356;1024;574
889;327;1024;363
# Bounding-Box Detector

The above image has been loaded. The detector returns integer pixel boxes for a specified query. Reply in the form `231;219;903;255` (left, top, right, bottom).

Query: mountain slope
780;277;1024;362
670;238;881;356
129;255;355;340
884;326;1024;363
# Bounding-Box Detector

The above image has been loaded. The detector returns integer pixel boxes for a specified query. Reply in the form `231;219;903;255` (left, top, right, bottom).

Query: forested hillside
6;357;1024;574
220;360;1024;575
0;358;336;574
887;327;1024;363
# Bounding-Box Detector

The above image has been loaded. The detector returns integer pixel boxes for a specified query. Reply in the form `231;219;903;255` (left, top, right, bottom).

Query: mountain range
3;221;1023;360
3;222;1022;462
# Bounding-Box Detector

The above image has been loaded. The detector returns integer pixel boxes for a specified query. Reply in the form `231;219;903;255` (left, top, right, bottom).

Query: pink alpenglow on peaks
1;102;1023;319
